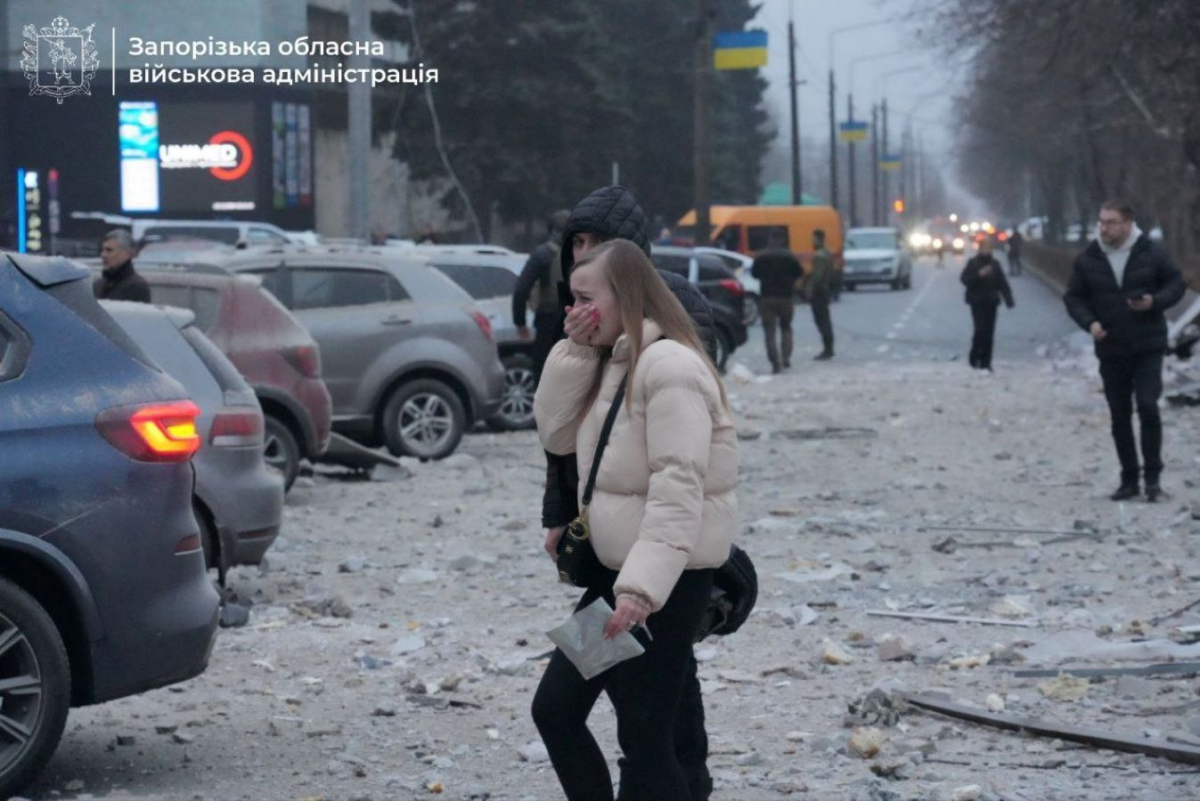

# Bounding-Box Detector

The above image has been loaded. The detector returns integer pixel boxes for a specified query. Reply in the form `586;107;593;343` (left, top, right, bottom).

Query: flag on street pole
839;121;868;142
880;154;902;171
713;31;768;70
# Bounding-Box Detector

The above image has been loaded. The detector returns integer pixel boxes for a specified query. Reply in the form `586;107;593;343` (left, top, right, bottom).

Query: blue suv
0;253;219;797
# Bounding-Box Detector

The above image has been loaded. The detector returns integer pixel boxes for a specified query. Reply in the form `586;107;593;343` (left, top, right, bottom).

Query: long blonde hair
572;239;729;415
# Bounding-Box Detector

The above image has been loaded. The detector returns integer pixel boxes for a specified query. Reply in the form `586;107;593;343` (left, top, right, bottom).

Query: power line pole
881;97;889;219
693;0;712;246
870;104;879;226
788;11;802;204
347;0;370;241
828;69;837;210
847;92;857;227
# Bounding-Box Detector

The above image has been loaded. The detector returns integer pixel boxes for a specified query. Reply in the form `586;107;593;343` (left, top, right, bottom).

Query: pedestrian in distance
512;209;571;382
750;227;801;373
807;229;836;360
1063;200;1185;502
960;237;1014;372
1007;227;1025;276
93;229;150;303
535;184;720;800
532;238;739;801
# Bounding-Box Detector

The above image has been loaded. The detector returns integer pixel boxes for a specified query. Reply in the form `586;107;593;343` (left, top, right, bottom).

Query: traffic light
893;198;906;214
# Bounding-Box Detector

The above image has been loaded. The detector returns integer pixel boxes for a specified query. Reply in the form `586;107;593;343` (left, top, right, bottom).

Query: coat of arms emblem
21;16;99;104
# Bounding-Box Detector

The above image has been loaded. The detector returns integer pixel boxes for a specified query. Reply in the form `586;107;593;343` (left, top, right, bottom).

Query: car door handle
382;315;412;326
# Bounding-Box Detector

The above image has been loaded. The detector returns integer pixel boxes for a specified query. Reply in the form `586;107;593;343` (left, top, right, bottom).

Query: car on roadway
842;227;913;291
649;246;750;370
138;268;333;491
0;253;218;798
195;245;506;460
102;301;285;577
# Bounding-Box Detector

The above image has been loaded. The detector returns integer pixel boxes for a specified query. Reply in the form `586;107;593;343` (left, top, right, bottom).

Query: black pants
969;302;998;369
532;568;715;801
810;294;834;354
1099;351;1165;485
531;308;563;385
760;296;795;369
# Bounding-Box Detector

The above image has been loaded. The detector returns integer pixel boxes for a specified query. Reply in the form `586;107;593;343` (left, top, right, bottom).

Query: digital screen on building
119;101;160;212
119;100;260;214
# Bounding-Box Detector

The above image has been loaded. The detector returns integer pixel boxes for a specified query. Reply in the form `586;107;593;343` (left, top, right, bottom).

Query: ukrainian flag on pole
714;31;768;70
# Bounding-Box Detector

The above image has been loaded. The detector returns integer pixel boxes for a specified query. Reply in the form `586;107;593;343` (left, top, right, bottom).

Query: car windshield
846;232;897;251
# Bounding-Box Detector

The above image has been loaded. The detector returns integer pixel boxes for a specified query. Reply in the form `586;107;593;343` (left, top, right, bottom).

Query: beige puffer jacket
534;319;739;612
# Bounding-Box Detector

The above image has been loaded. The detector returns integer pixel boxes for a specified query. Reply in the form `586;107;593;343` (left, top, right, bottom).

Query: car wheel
716;328;734;373
845;283;857;292
382;379;466;460
193;502;219;573
742;293;761;326
0;577;70;800
487;354;537;432
263;416;300;492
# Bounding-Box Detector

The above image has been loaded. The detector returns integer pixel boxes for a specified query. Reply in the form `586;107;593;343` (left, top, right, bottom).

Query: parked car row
1;254;221;798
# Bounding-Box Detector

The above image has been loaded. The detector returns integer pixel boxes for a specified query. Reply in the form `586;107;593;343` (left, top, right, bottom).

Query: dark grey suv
0;254;218;797
201;245;506;460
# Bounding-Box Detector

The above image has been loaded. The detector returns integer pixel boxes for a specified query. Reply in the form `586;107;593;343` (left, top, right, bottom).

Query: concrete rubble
24;354;1200;800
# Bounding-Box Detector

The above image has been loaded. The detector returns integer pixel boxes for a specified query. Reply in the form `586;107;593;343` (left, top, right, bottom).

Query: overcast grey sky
747;0;974;212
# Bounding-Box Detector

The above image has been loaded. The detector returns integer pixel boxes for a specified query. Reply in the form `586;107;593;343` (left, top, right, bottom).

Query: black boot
1110;483;1140;501
1145;475;1164;502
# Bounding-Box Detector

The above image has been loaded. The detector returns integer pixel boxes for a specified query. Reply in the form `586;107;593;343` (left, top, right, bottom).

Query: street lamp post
827;19;896;212
847;49;905;229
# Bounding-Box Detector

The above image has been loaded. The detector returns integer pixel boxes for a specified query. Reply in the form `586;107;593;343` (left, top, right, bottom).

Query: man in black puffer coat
538;184;717;800
1064;200;1185;502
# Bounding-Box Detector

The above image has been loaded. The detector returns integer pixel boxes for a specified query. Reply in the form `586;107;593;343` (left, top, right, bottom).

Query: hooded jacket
1064;232;1185;359
540;186;718;529
535;319;739;611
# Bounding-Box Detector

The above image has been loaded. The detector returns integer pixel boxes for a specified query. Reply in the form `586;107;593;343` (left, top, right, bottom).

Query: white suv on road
842;227;912;291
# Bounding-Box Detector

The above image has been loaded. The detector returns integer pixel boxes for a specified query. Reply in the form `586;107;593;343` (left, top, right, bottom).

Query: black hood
559;185;651;276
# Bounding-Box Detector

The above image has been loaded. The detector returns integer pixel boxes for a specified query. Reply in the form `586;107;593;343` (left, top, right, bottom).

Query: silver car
101;301;285;575
426;253;537;431
204;245;506;460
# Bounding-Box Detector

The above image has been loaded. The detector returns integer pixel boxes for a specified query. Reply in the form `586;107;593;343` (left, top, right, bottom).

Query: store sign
16;169;43;253
119;101;259;213
160;130;253;181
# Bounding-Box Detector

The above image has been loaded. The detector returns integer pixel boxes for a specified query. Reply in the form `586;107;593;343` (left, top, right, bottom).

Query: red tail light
283;345;322;378
469;310;493;343
210;407;265;448
718;279;745;297
96;401;202;462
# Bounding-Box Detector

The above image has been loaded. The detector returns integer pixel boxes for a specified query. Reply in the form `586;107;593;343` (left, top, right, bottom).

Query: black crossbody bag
555;375;627;587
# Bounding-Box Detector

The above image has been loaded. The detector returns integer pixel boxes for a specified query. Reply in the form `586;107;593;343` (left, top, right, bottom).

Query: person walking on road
512;210;571;381
536;185;719;800
808;229;836;360
960;238;1015;372
1063;200;1186;502
532;239;739;801
93;230;150;303
750;228;801;372
1007;228;1025;276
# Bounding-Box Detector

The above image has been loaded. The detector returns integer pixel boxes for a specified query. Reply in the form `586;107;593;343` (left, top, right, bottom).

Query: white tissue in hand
546;597;645;680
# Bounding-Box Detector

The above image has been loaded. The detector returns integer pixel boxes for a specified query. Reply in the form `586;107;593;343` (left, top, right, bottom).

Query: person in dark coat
535;184;718;800
751;228;801;372
1064;200;1186;502
1007;228;1025;276
512;209;571;381
960;238;1014;371
93;229;150;303
807;229;837;360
